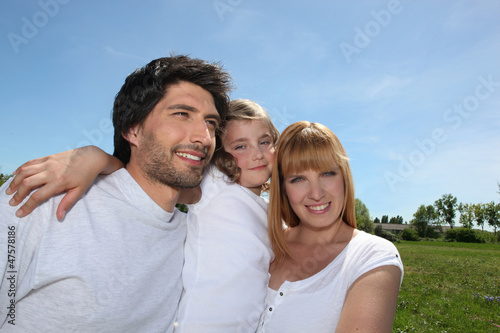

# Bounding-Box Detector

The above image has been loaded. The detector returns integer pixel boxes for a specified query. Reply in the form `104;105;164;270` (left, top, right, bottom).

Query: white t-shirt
0;169;186;332
175;166;273;333
257;231;404;333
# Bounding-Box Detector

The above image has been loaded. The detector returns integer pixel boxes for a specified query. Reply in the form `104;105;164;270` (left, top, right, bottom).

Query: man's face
128;81;220;188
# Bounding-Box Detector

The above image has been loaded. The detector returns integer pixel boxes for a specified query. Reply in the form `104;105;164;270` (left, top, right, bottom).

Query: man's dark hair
112;55;232;165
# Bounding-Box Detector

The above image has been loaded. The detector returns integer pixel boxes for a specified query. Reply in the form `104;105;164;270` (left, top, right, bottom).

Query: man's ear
122;124;141;147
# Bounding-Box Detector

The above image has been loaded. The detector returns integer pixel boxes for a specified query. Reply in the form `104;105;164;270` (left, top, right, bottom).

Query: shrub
425;226;442;239
474;230;499;244
401;228;419;241
445;228;485;243
377;230;400;242
445;228;458;242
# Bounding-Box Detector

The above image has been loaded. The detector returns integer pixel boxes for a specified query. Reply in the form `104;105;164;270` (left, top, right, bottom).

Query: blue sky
1;0;499;227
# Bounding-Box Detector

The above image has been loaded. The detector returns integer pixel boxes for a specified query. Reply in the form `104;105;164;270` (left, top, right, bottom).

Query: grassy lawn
393;241;500;332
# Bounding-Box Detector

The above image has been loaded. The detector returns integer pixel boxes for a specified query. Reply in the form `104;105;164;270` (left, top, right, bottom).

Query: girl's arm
335;265;402;333
6;146;123;219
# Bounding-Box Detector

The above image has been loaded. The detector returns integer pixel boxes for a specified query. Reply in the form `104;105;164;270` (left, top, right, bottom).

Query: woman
258;121;403;332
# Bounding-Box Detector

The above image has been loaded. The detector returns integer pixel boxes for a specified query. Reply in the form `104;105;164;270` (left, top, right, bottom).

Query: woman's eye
289;177;303;183
323;171;337;177
234;145;245;150
260;140;271;145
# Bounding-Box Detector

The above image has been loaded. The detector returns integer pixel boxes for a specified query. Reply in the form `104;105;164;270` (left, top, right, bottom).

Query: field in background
393;241;500;332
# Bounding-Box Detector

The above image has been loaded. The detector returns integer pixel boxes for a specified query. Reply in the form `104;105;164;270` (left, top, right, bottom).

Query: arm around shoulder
6;146;123;219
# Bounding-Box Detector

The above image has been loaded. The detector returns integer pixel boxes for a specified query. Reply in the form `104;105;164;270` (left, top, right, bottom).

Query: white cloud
363;75;413;100
104;46;146;61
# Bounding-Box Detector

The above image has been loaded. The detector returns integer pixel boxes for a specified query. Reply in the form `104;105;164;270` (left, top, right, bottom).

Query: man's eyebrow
167;104;197;111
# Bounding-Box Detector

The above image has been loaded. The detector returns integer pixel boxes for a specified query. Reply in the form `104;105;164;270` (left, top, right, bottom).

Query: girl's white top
257;231;404;333
175;166;273;333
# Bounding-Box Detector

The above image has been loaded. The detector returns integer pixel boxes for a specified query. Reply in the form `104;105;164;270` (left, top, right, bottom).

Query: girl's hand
6;146;123;220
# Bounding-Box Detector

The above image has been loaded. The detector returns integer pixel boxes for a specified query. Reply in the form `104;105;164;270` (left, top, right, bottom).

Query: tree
458;203;475;229
434;194;458;229
355;198;374;233
0;173;12;187
485;201;500;234
381;215;389;224
388;216;403;224
473;203;486;231
373;217;380;224
410;204;438;238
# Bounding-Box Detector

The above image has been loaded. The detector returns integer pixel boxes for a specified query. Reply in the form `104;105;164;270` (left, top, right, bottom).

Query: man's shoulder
87;169;134;199
0;178;58;226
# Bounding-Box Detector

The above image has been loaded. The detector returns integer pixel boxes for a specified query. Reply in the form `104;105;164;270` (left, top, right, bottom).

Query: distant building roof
376;223;451;232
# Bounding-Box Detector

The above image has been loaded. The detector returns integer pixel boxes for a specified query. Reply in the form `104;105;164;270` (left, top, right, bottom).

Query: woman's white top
257;231;404;332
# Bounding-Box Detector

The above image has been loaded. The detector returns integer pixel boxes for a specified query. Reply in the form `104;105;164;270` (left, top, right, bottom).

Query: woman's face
222;119;275;194
283;165;345;230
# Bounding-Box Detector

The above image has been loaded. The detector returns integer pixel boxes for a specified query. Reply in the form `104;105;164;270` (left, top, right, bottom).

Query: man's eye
206;120;218;128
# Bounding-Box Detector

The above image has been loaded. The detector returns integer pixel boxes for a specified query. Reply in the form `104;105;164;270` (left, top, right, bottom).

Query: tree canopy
410;204;438;237
355;198;373;233
434;194;458;228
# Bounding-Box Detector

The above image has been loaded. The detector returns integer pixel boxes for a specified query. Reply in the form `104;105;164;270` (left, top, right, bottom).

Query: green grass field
393;241;500;332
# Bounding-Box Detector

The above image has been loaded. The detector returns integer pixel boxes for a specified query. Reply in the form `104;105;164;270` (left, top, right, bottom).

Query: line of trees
409;193;500;236
370;184;500;240
374;215;404;224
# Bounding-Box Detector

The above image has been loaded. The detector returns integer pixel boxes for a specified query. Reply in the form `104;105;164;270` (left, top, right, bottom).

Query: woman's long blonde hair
268;121;356;262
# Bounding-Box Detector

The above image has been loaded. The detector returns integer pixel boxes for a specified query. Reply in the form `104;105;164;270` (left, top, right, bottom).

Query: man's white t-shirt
0;169;186;332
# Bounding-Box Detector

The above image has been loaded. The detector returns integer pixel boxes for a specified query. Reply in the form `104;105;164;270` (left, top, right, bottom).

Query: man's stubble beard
139;131;212;188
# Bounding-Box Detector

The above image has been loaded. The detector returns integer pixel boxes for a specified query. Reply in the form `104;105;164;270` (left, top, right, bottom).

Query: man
0;55;231;332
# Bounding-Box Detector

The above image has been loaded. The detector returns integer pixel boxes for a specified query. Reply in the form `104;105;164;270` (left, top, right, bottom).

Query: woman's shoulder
348;231;400;257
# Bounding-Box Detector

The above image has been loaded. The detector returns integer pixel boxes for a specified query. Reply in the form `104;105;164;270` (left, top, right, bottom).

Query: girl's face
222;119;275;195
283;165;345;230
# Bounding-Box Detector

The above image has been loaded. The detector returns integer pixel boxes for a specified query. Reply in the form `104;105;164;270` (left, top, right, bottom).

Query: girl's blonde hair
213;99;279;191
268;121;356;262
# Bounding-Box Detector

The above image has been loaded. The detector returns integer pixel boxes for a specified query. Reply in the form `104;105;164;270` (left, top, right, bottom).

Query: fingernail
9;198;16;206
5;187;12;195
15;209;24;218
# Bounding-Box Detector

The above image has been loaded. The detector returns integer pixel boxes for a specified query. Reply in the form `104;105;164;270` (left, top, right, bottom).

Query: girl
258;121;403;332
7;99;279;333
